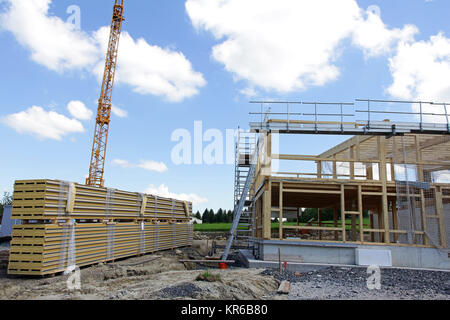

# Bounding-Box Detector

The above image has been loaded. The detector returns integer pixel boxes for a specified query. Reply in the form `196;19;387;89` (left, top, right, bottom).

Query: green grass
194;223;232;231
196;270;221;282
194;218;371;232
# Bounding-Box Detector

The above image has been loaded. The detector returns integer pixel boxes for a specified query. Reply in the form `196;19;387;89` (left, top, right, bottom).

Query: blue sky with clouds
1;0;449;212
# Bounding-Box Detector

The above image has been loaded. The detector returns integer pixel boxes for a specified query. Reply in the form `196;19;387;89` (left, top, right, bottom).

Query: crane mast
86;0;124;187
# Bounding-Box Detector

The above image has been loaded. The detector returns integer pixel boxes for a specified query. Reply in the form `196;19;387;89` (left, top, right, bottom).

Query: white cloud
112;159;168;173
67;100;93;120
388;33;450;101
111;104;128;118
240;87;257;98
186;0;416;93
387;33;450;123
137;160;168;173
93;27;206;102
352;10;417;57
145;184;208;205
0;0;205;102
0;0;99;72
112;159;133;168
1;106;84;140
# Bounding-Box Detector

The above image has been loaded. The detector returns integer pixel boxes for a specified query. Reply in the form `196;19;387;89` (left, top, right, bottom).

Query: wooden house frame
250;133;450;250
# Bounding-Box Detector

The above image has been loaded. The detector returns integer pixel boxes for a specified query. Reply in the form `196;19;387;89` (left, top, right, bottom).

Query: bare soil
0;243;279;300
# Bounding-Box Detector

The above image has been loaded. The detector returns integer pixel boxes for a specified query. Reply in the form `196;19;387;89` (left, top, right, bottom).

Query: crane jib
86;1;124;188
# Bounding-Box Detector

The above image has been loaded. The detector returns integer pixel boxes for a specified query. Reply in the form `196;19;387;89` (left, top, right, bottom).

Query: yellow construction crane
86;0;124;187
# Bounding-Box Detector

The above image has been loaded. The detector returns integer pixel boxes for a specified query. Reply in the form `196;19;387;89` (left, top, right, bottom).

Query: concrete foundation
252;240;450;270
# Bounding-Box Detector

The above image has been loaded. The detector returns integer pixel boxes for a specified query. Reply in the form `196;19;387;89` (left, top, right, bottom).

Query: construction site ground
0;233;449;300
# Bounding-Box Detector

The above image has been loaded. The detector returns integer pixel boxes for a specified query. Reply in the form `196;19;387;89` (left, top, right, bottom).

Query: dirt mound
0;248;279;300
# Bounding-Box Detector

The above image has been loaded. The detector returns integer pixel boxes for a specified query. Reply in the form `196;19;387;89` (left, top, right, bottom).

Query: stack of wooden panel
8;179;193;276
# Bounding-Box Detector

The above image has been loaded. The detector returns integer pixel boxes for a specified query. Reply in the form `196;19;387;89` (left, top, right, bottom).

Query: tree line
193;207;369;224
194;208;234;224
0;192;13;220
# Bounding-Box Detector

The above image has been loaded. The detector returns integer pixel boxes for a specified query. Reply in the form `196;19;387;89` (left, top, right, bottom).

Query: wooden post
415;136;424;182
435;187;447;248
278;248;282;273
333;155;337;179
261;133;272;177
369;212;374;242
279;181;283;240
263;181;272;240
350;146;355;180
341;184;346;242
420;189;429;246
390;159;396;182
358;185;364;243
355;136;361;160
317;160;322;179
392;200;399;243
351;215;356;241
333;207;339;241
318;208;322;240
378;137;390;244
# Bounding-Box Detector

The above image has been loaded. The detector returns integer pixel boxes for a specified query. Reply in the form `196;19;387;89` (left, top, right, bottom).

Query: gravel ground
159;283;202;299
262;266;450;300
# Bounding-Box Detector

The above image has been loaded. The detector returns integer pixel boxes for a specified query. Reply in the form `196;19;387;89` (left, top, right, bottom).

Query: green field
194;223;233;231
194;218;370;232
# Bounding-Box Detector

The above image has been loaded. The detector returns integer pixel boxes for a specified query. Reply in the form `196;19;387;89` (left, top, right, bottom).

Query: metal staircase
233;131;257;247
223;131;259;260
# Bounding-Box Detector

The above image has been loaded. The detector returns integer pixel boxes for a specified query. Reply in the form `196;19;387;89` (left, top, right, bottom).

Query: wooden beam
319;136;374;159
283;225;342;231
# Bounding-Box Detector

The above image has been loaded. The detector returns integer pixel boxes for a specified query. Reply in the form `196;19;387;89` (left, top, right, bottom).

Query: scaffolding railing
249;99;450;135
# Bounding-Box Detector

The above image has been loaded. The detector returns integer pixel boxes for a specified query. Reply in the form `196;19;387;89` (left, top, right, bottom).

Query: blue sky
1;0;449;212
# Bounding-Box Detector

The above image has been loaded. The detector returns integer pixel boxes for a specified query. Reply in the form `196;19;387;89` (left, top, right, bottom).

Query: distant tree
2;192;12;206
202;209;209;223
227;210;233;223
195;211;201;220
199;208;237;224
300;208;336;223
0;192;13;218
209;209;216;223
216;208;224;223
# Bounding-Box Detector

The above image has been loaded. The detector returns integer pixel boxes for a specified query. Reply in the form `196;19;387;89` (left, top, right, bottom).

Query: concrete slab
252;240;450;270
356;248;392;267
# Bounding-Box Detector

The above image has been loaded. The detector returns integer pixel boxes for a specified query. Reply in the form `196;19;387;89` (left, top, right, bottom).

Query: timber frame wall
251;133;450;249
